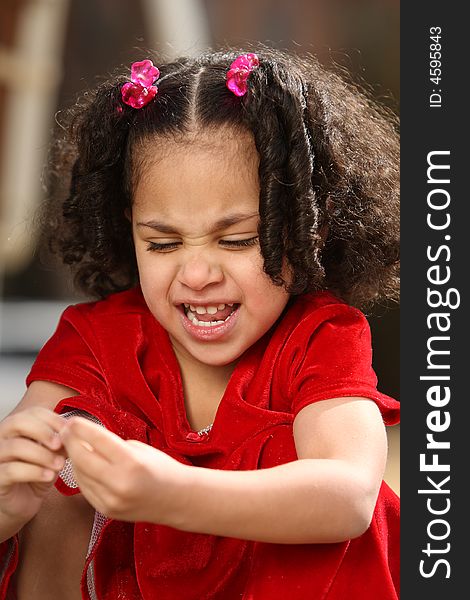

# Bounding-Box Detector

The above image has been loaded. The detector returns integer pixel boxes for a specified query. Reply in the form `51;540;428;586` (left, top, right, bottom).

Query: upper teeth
184;303;234;314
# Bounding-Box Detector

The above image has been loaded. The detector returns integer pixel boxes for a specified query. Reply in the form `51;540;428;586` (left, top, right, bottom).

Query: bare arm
61;397;388;544
9;380;79;416
175;397;387;543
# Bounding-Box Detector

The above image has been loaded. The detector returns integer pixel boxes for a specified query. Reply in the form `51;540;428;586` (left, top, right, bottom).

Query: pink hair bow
121;59;160;109
226;53;259;97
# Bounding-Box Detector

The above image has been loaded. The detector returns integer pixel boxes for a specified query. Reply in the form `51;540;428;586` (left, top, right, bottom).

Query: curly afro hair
43;46;399;310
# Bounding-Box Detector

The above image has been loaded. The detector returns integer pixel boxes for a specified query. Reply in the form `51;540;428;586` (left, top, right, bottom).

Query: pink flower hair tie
226;53;259;97
121;59;160;109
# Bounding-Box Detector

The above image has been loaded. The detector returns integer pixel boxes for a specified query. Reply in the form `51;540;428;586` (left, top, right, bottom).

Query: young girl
0;47;400;599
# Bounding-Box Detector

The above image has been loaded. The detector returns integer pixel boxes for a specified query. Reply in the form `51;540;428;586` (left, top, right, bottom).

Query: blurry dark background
0;0;399;491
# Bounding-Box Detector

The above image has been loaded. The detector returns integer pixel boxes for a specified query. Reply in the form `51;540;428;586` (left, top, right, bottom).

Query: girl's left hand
59;417;192;525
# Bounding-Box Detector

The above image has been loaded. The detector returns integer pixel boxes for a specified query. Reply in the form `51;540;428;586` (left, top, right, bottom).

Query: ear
124;208;132;222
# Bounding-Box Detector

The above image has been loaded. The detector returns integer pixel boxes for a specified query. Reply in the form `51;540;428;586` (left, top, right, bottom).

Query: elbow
325;479;380;543
344;502;374;540
341;482;380;541
325;505;372;544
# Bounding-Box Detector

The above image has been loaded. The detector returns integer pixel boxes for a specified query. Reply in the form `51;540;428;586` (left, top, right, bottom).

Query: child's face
131;127;290;370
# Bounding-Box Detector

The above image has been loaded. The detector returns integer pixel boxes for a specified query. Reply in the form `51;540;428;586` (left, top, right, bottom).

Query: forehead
132;127;260;220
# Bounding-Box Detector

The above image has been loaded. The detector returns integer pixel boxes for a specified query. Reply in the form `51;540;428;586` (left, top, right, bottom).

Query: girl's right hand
0;406;66;523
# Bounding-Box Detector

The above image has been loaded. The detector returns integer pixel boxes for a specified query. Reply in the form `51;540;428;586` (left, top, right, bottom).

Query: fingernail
80;440;94;452
54;457;65;469
49;433;62;449
42;469;55;481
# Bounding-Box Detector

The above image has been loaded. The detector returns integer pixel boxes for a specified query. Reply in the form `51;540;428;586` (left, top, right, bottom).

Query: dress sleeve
25;305;109;399
287;305;400;425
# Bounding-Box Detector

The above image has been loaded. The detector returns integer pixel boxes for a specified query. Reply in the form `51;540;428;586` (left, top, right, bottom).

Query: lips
178;303;240;340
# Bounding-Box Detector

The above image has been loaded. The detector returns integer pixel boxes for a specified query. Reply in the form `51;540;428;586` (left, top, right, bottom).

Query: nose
177;251;224;291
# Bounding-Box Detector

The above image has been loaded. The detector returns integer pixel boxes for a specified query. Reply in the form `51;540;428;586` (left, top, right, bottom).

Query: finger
0;461;58;488
0;408;65;451
65;471;110;516
60;418;129;464
64;435;112;483
0;438;65;472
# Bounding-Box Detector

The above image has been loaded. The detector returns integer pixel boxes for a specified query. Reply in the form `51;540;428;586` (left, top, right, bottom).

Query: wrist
0;502;34;523
160;462;201;531
0;508;31;543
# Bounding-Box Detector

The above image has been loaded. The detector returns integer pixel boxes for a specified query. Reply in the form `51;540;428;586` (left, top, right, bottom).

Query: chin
189;347;244;368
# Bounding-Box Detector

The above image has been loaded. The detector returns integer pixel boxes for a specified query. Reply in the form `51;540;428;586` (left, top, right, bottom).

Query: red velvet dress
0;288;400;599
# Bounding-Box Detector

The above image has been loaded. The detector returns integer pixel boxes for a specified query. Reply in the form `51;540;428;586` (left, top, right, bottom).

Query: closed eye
146;241;181;252
146;237;259;252
219;236;259;248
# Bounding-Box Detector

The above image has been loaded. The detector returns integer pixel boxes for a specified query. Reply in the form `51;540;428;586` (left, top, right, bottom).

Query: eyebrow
136;212;260;235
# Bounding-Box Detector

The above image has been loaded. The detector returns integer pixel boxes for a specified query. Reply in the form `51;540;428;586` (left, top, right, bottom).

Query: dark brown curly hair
44;46;399;309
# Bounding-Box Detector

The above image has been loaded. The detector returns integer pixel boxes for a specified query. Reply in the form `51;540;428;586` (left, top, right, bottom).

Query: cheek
244;258;289;311
135;251;171;292
234;255;266;293
135;252;152;286
248;254;281;295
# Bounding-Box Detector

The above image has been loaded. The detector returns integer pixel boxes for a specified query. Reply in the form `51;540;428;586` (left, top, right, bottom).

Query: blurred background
0;0;400;492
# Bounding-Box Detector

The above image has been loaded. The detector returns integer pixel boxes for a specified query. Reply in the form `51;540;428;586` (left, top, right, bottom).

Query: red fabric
0;537;18;599
1;287;400;599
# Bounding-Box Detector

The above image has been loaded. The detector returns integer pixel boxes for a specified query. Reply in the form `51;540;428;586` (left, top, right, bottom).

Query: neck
176;350;236;390
170;335;238;381
170;340;239;430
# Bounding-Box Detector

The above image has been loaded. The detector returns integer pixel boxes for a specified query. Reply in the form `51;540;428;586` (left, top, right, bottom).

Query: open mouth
182;303;239;327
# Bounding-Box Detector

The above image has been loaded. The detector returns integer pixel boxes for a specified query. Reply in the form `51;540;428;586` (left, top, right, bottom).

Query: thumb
30;479;58;497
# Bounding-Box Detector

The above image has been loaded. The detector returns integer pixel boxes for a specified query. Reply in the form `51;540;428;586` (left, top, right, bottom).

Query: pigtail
50;82;138;297
242;64;288;288
244;60;324;295
300;63;400;306
243;50;399;307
